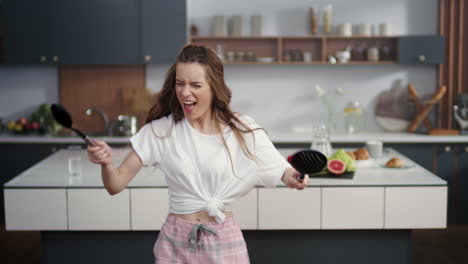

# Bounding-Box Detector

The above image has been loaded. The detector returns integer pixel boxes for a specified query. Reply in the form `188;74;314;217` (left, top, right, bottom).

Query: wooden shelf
190;35;399;65
190;36;278;40
190;35;399;40
223;61;397;65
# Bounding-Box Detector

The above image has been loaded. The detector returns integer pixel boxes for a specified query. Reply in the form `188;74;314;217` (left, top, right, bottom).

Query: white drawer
130;188;169;230
4;188;67;230
322;187;384;229
385;186;447;229
258;188;321;229
67;188;130;230
232;189;257;230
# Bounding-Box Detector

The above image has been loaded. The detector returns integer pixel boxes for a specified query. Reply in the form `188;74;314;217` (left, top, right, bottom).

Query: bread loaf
354;148;370;160
385;157;404;168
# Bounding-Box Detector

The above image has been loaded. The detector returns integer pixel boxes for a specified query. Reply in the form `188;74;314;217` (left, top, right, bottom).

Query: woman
87;44;310;263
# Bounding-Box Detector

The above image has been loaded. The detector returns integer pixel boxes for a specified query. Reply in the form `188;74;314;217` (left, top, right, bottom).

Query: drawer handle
444;146;451;152
418;55;426;62
144;55;152;62
40;56;47;63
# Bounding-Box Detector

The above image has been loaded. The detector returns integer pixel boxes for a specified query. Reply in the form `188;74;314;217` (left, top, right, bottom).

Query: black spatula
287;150;328;179
51;104;96;146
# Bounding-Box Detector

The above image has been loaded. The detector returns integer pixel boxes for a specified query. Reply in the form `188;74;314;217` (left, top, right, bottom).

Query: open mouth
183;100;197;113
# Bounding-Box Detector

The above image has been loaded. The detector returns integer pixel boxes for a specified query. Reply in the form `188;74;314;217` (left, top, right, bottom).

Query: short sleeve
240;115;291;187
130;122;163;167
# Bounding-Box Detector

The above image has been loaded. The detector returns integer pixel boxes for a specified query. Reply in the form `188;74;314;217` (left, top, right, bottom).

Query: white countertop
1;131;468;144
4;148;446;188
277;131;468;143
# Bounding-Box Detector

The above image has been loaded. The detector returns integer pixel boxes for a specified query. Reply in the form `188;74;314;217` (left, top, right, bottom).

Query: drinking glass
67;145;82;177
310;122;332;157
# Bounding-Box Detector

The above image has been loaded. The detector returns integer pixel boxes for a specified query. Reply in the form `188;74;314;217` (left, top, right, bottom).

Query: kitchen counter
4;148;446;188
1;131;468;143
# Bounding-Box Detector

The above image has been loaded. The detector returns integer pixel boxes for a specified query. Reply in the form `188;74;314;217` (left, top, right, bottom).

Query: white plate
378;161;416;169
376;157;416;169
354;159;375;167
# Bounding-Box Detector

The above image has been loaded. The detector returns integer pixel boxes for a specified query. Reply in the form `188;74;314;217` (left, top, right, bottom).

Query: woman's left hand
281;167;310;190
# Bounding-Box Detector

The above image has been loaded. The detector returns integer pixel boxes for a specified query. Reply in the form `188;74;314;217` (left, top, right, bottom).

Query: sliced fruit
330;149;356;172
327;159;346;175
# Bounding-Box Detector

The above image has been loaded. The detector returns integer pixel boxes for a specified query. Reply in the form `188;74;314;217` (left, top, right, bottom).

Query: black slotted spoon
51;104;96;146
287;150;328;180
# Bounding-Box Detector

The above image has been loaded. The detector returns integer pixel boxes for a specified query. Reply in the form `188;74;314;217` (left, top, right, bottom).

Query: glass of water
310;121;332;157
67;145;82;177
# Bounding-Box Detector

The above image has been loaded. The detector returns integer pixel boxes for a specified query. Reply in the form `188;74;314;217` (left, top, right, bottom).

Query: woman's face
175;62;213;121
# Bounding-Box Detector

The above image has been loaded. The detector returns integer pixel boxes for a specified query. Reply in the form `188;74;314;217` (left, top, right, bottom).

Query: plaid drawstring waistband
188;224;218;251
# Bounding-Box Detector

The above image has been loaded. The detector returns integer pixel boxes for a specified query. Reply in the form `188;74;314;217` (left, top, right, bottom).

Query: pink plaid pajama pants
154;215;250;263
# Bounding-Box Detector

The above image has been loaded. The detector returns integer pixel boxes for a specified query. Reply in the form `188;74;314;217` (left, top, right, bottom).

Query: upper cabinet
1;0;187;64
48;0;141;64
141;0;186;64
2;0;49;64
398;35;445;65
0;1;5;63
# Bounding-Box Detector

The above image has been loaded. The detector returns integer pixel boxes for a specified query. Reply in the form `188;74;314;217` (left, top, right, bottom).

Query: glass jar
343;101;364;134
322;5;333;34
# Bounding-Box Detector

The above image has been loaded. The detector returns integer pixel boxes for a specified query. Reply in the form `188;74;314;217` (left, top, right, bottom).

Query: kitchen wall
0;0;438;133
0;66;58;120
147;0;439;132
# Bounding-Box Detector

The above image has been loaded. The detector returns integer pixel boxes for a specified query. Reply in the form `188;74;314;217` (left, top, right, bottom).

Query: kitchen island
4;148;447;264
2;131;468;144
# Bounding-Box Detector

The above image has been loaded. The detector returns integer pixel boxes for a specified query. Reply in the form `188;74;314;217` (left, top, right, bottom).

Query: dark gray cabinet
1;0;186;64
48;0;141;64
0;0;5;63
434;144;457;224
456;145;468;224
2;0;49;64
398;35;445;65
141;0;186;64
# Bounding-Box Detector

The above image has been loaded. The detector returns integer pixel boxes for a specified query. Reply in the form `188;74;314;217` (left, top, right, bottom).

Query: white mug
366;140;383;159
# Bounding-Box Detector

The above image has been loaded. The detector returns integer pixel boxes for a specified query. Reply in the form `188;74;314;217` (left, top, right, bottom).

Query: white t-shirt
130;114;291;223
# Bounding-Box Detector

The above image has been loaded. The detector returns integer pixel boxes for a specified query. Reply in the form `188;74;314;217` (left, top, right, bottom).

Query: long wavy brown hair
146;44;262;164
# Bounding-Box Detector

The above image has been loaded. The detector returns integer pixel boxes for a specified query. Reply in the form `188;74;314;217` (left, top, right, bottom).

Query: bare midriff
170;210;233;223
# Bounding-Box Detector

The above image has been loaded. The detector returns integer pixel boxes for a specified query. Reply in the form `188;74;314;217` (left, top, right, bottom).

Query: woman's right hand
87;140;113;166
